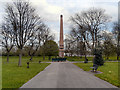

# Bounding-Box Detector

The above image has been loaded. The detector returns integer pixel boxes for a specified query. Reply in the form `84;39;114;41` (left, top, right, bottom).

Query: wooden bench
90;64;98;72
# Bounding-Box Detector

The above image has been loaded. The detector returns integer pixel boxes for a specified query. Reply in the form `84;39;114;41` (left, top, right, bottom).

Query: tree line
1;0;58;66
1;1;120;67
64;8;120;61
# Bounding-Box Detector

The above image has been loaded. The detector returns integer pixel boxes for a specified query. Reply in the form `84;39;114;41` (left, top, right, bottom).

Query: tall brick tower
59;15;64;57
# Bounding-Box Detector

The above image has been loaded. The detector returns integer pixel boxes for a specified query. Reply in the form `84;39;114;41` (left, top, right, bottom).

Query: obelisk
59;15;64;57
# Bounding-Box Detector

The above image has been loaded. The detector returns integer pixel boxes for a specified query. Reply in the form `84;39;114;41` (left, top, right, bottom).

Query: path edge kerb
20;63;52;88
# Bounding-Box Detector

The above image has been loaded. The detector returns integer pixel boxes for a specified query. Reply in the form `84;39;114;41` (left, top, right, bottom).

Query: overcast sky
0;0;119;43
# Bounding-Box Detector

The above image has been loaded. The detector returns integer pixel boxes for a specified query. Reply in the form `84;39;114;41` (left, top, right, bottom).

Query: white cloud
30;0;69;22
93;2;118;22
0;0;119;42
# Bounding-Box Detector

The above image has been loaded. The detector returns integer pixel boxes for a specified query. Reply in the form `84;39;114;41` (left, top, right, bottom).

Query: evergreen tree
41;40;59;60
93;47;104;66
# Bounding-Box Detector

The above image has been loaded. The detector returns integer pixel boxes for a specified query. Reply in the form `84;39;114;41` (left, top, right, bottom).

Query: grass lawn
0;57;2;89
2;56;50;88
66;56;118;61
2;56;54;63
65;56;93;61
74;62;120;87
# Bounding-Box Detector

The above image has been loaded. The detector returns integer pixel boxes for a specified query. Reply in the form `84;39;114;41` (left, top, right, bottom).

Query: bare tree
41;24;55;60
1;22;15;62
70;18;90;58
4;0;42;66
113;22;120;60
70;8;110;50
64;34;77;56
101;30;113;41
24;24;43;61
24;36;38;61
103;40;115;60
25;23;54;61
70;20;90;61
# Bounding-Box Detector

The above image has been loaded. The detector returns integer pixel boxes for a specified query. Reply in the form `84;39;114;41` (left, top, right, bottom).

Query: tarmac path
21;62;117;88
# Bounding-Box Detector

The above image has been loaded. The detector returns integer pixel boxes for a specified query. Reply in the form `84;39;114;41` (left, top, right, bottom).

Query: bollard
39;61;41;64
27;62;29;68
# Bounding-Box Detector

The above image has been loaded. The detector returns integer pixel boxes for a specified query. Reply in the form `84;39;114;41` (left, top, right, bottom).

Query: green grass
74;62;120;87
66;56;118;61
103;56;118;61
0;56;2;90
2;56;54;63
2;56;51;88
65;56;93;61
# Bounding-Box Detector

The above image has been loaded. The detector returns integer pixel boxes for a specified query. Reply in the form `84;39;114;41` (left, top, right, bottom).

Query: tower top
60;15;63;18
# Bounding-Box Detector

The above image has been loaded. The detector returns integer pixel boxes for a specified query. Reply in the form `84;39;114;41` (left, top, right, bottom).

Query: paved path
21;62;117;88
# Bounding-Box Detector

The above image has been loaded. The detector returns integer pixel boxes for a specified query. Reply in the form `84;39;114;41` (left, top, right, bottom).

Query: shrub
93;47;104;66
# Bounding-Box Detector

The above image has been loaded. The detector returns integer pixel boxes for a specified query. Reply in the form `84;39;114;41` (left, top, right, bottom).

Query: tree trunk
83;42;87;62
117;35;120;60
117;54;119;60
92;35;95;50
7;52;9;63
84;53;88;62
43;55;45;60
107;56;109;60
80;55;82;58
18;49;22;67
69;52;70;57
30;55;33;61
55;56;57;58
85;54;87;60
49;56;51;60
95;32;98;48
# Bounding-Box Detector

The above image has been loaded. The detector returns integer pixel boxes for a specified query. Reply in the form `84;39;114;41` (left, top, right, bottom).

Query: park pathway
21;62;117;88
